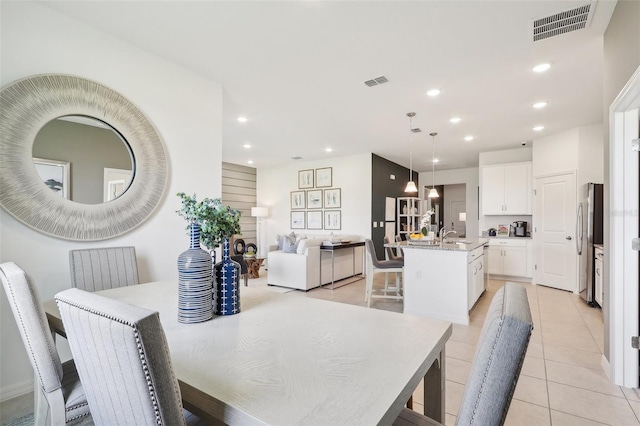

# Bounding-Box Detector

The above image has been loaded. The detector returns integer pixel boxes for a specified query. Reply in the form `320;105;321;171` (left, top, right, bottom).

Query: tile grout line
532;284;554;426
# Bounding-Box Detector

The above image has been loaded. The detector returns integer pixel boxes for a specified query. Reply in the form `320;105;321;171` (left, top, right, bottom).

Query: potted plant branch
176;192;242;257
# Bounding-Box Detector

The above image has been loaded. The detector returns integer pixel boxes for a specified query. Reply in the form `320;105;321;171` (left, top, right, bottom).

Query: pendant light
404;112;418;193
428;132;439;198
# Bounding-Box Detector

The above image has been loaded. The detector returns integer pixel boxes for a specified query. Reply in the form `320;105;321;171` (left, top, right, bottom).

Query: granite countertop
402;237;490;252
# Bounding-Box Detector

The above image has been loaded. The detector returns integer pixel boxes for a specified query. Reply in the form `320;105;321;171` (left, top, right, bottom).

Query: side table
244;257;265;279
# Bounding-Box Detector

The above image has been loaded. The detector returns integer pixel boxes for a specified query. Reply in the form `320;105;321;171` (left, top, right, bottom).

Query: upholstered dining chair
55;287;188;426
364;239;404;308
394;282;534;426
0;262;91;426
69;246;139;291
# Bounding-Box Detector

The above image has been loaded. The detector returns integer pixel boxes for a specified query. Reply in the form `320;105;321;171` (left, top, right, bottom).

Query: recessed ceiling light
533;63;551;73
464;135;474;141
426;89;441;97
237;116;248;123
533;125;545;132
247;159;254;164
533;101;547;109
243;143;252;149
449;117;461;124
325;147;333;153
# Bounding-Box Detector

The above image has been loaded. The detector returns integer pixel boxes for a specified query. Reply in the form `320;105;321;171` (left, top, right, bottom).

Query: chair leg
365;270;374;307
244;274;248;287
34;383;48;426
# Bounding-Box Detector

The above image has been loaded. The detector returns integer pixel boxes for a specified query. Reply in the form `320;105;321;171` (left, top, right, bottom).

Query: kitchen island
397;238;489;325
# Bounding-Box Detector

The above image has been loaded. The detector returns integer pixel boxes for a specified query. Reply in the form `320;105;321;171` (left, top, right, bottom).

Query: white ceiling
42;0;617;172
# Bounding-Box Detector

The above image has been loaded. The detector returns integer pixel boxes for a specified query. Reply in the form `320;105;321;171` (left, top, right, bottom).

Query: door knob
566;236;572;240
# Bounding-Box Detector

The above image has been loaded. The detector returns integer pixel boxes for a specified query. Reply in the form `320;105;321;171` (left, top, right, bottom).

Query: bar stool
364;239;404;308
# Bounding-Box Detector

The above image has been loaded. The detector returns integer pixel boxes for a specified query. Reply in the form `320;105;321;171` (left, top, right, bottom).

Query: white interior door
534;172;577;292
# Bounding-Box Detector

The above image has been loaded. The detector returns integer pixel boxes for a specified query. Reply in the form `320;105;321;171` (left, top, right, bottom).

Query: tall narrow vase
177;223;213;323
213;238;241;315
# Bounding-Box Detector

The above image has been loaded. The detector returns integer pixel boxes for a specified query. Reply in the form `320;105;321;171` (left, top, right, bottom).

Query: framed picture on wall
324;210;341;230
291;211;305;229
315;167;332;188
307;189;323;209
33;157;70;199
307;211;323;230
324;188;341;208
298;169;314;189
291;191;306;209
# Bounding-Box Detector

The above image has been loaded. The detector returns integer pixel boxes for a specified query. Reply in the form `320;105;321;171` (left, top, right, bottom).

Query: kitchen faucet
439;227;458;246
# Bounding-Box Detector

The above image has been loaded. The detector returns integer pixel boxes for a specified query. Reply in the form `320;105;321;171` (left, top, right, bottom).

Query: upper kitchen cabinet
481;162;532;215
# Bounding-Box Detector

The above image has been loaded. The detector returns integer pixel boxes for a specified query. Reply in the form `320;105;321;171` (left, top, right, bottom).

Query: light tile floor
297;274;640;426
3;272;638;426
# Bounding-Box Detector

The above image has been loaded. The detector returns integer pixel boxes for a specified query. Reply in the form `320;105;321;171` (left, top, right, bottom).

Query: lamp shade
404;180;418;193
251;207;269;218
427;188;439;198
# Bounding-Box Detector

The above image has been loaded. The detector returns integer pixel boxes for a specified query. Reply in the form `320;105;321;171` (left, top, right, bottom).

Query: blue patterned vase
177;223;213;323
213;238;241;315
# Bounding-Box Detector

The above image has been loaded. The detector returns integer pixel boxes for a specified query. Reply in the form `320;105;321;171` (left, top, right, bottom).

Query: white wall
532;128;580;177
418;167;479;238
257;153;372;247
479;147;532;166
0;2;223;398
578;123;605;186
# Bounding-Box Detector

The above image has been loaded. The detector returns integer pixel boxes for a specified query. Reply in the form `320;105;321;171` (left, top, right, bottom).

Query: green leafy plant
176;192;242;250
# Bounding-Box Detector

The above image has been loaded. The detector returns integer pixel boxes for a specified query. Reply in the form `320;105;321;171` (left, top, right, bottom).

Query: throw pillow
276;232;297;250
283;237;300;253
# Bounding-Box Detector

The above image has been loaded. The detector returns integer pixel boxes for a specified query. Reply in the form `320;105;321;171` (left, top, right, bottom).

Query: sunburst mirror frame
0;74;167;241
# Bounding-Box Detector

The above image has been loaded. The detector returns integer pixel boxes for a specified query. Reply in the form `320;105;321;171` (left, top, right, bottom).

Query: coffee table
244;256;265;278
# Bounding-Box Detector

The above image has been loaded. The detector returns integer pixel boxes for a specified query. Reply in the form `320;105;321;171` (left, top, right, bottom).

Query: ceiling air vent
291;156;303;160
533;3;593;42
364;76;389;87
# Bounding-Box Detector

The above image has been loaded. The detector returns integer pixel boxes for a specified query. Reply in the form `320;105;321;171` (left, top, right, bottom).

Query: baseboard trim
601;354;612;382
1;379;33;403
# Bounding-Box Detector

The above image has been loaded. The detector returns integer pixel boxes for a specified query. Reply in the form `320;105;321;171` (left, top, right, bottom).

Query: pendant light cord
409;114;413;180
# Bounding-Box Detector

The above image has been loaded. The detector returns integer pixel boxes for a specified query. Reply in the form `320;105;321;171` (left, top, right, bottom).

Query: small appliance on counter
514;221;527;237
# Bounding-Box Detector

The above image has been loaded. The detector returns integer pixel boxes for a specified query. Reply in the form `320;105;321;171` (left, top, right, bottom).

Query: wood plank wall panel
222;162;257;247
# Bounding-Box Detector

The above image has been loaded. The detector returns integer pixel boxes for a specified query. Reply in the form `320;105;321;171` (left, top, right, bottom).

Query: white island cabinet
402;240;488;325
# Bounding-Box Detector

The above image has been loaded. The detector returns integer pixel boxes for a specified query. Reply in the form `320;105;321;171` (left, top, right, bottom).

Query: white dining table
44;280;451;426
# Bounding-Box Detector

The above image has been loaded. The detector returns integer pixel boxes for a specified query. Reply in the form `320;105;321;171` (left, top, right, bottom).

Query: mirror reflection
32;116;134;205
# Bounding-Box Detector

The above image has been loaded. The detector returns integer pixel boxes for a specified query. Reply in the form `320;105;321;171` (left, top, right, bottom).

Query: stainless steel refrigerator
577;183;604;305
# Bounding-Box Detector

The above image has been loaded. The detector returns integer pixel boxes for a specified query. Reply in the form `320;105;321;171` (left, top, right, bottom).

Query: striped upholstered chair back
0;262;91;425
394;282;533;426
56;288;186;426
69;246;139;291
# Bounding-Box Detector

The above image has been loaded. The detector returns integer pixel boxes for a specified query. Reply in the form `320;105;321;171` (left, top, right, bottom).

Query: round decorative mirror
0;74;167;240
32;115;135;204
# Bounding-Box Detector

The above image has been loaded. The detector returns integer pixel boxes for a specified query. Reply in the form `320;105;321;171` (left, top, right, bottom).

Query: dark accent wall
371;154;418;260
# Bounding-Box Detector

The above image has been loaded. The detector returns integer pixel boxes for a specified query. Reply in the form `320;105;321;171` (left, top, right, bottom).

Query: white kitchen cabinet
595;247;604;307
403;242;488;325
468;249;485;309
481;162;532;215
488;239;529;278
